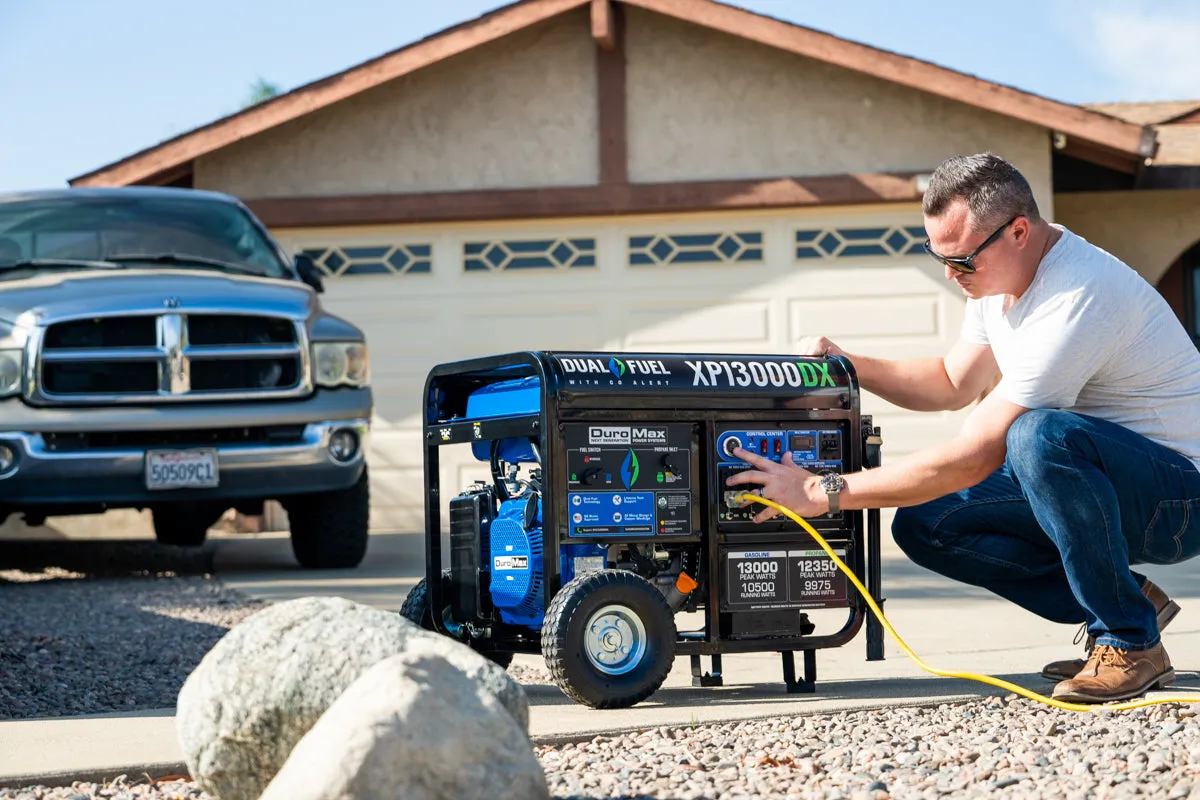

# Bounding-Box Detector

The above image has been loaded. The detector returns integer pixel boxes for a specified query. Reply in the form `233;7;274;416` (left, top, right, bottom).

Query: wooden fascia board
1164;108;1200;125
245;172;925;228
1058;137;1142;175
622;0;1153;159
591;0;616;50
69;0;590;188
138;160;195;186
596;0;627;184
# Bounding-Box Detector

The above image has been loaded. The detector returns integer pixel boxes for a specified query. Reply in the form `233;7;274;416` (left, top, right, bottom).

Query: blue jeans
892;409;1200;650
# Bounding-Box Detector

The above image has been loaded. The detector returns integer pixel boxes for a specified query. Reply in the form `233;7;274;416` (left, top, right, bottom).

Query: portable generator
401;350;885;709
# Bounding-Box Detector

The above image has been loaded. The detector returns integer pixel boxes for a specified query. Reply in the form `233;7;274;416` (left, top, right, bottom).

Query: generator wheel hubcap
585;604;647;675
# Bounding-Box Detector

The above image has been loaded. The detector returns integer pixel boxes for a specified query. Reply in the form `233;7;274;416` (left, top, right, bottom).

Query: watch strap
823;472;843;515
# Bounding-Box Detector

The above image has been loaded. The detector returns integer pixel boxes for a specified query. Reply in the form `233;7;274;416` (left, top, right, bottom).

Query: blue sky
3;0;1200;193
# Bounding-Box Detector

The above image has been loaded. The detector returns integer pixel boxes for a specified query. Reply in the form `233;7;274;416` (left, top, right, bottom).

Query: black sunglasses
923;215;1020;274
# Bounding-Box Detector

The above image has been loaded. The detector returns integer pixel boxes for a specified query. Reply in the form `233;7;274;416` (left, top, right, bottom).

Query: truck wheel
284;467;370;569
399;571;515;668
541;569;676;709
152;502;225;547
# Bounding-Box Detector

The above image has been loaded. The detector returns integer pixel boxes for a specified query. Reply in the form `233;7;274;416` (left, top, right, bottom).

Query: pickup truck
0;187;373;569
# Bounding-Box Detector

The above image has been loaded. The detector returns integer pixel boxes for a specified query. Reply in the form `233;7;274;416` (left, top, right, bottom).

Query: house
68;0;1200;532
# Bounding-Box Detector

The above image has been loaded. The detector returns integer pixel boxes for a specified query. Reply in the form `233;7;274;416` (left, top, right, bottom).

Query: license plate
145;449;219;490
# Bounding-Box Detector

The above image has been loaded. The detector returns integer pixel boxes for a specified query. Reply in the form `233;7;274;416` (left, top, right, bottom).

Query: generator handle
863;419;886;661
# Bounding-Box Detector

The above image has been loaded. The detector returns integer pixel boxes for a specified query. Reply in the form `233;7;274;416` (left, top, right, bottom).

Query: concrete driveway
212;528;1200;739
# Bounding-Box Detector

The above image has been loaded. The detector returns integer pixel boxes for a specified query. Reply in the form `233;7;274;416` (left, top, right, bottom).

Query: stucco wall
624;8;1055;220
1055;190;1200;285
195;8;597;197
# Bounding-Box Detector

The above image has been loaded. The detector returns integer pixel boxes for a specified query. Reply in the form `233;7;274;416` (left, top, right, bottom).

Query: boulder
176;596;527;800
259;652;549;800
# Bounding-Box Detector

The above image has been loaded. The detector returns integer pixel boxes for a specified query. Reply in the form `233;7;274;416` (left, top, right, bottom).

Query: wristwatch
821;471;845;515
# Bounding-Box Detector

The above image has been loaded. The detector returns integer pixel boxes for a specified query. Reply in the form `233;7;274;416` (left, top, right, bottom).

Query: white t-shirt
962;225;1200;470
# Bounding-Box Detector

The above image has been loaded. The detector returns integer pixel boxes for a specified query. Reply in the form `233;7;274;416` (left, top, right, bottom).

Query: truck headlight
0;349;22;397
313;342;369;388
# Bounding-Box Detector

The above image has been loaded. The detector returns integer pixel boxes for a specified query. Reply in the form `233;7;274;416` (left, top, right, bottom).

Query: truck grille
42;424;307;451
32;312;310;405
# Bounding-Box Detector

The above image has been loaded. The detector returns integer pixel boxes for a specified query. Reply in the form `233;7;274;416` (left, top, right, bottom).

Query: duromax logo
608;357;626;378
620;449;640;489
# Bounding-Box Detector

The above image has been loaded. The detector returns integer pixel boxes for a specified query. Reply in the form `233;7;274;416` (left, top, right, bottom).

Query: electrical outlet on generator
715;426;847;531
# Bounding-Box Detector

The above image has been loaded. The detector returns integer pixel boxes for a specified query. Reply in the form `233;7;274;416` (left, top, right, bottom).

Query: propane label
723;547;849;610
493;555;529;571
787;549;846;606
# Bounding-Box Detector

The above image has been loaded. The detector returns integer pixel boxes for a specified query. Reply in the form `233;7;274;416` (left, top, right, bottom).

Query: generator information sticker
655;491;691;535
723;547;849;610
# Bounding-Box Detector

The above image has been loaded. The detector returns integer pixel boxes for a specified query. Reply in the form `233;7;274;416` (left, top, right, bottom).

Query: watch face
823;472;844;492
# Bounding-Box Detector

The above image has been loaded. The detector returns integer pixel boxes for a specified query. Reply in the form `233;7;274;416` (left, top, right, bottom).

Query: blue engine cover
487;494;608;630
489;496;545;627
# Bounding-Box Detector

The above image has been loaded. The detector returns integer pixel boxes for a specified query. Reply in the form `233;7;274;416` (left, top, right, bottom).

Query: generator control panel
563;422;696;537
715;425;846;531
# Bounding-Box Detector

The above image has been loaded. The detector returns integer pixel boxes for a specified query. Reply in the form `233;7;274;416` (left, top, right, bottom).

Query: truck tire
541;569;676;709
284;467;370;569
400;571;515;668
152;502;226;547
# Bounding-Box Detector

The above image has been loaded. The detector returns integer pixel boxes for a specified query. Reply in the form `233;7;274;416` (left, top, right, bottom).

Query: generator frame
421;349;885;695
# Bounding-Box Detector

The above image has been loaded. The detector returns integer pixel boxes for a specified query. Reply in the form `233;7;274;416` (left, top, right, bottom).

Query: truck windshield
0;193;290;280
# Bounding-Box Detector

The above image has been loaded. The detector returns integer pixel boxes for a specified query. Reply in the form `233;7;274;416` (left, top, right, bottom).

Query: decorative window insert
628;232;763;266
795;226;927;259
298;244;432;277
463;238;596;271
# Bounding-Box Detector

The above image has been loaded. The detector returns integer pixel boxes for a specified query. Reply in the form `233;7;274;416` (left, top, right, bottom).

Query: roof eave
70;0;1154;188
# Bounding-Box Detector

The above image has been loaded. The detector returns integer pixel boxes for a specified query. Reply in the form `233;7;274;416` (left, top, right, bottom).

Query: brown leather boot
1051;642;1175;703
1040;579;1181;681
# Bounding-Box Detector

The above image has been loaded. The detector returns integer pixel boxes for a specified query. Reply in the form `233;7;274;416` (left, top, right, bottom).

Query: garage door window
463;238;596;271
795;225;927;260
299;244;431;277
628;232;762;266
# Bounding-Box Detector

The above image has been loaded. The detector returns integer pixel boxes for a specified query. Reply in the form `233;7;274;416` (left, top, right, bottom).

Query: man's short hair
922;153;1041;231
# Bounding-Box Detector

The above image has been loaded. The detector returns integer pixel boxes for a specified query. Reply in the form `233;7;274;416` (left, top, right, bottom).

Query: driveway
212;528;1200;739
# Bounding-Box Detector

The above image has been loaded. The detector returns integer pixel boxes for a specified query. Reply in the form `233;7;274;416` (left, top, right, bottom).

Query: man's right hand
796;335;846;359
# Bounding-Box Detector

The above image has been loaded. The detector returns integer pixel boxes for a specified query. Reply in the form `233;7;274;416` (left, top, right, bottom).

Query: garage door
273;205;973;532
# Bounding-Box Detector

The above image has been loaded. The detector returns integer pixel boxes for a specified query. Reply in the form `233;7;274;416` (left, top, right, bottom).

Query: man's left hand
724;447;827;523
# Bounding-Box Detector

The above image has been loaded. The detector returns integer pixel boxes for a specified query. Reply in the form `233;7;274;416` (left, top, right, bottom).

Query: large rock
259;652;550;800
176;596;528;800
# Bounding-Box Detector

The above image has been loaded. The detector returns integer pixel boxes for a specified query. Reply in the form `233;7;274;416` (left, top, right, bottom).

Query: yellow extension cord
733;492;1200;713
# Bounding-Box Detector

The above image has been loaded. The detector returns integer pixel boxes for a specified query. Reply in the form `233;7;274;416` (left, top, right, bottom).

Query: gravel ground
0;542;265;720
7;695;1200;798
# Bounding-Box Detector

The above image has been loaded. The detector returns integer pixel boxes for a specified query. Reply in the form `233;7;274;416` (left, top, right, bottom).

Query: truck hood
0;268;316;327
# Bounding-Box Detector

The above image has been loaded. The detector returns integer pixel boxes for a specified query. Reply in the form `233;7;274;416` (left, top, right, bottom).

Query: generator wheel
399;571;514;669
541;569;676;709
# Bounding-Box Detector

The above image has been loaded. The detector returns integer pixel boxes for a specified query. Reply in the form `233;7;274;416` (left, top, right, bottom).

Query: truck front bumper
0;418;370;507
